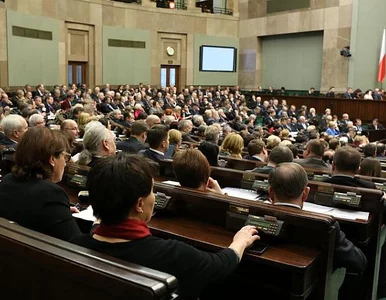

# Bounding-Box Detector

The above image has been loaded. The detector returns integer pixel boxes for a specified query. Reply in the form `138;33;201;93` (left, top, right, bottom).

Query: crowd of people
1;82;386;298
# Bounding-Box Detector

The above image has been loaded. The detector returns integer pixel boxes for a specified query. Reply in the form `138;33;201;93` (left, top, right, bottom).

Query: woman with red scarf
71;153;259;299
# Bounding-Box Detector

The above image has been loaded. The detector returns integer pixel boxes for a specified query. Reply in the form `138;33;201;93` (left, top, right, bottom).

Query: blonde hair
168;129;182;145
280;129;290;139
266;135;281;149
221;133;243;156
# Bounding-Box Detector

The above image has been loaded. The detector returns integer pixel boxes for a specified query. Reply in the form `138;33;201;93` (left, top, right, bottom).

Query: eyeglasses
61;151;72;162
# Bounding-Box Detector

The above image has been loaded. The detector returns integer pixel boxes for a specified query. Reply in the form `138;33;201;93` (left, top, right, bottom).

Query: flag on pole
378;28;386;82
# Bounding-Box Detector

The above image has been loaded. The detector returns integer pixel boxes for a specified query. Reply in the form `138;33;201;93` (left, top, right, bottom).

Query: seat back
0;218;178;300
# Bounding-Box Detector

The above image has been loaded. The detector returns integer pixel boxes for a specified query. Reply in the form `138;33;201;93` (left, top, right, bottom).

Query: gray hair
178;119;192;131
205;125;220;143
1;114;26;137
28;114;44;127
78;123;112;166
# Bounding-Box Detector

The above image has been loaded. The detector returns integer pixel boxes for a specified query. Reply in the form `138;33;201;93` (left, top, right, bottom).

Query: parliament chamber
1;0;386;299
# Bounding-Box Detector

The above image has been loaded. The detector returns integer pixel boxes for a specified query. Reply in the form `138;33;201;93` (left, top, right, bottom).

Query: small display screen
248;219;270;228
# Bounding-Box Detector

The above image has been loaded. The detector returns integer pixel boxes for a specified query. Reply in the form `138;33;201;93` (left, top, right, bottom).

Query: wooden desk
257;95;386;125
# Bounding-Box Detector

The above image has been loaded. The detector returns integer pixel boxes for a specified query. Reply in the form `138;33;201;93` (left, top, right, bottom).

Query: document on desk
222;187;258;201
72;205;96;222
303;202;369;221
162;180;181;186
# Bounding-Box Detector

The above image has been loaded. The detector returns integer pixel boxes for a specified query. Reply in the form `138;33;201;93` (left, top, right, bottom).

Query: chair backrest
152;182;336;300
0;218;178;300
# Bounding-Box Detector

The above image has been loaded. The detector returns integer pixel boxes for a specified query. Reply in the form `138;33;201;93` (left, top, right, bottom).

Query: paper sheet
222;187;259;201
162;180;181;186
72;205;96;222
330;208;369;221
303;202;369;221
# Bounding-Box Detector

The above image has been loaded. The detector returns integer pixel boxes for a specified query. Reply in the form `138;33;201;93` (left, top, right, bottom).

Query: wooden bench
61;162;338;299
156;160;384;300
0;218;178;300
151;182;340;300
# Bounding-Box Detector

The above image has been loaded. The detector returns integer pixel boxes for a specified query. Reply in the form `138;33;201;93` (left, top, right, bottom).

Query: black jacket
116;137;147;154
139;148;166;163
71;233;239;298
324;175;376;189
0;174;81;241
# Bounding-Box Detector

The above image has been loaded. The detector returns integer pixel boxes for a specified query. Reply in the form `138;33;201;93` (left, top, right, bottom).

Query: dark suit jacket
0;174;81;241
343;92;353;99
116;137;147;154
0;137;17;150
243;155;263;162
274;203;367;273
251;165;273;174
139;148;166;163
369;124;385;130
99;102;115;114
294;157;332;172
324;175;376;189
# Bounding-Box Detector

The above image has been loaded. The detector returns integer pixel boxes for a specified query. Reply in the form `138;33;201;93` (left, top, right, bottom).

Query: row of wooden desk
258;95;386;126
62;159;384;300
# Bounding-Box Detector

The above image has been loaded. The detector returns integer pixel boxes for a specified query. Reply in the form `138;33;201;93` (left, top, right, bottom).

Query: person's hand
206;177;223;195
70;206;80;213
229;225;260;260
233;225;260;248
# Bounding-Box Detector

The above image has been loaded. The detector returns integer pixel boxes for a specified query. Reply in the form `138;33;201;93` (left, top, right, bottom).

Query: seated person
198;140;219;166
252;145;293;174
243;139;267;162
369;118;385;130
116;120;149;154
173;148;223;194
139;125;169;162
61;119;80;139
220;133;244;159
0;114;29;150
324;146;376;189
71;153;259;299
0;127;81;241
268;162;367;273
167;129;182;158
178;119;199;143
294;139;332;172
376;143;386;160
359;158;382;178
77;121;116;167
363;143;377;158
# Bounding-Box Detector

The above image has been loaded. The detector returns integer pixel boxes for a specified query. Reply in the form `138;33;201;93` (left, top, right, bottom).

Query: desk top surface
149;215;321;270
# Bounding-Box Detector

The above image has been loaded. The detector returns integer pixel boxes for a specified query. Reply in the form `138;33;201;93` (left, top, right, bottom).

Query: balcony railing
112;0;142;4
154;0;187;10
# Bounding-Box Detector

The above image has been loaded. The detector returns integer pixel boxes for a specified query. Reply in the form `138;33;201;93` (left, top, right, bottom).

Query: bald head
268;163;309;204
146;115;161;128
61;119;79;138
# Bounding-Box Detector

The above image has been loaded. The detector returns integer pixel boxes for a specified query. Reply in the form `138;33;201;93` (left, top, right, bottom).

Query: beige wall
238;0;353;92
1;0;238;89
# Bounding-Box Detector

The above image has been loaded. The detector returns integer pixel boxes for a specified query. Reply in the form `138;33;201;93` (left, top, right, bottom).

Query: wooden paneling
259;95;386;124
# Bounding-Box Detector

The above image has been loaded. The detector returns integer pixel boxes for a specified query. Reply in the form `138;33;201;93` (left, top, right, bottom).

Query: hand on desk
229;225;260;261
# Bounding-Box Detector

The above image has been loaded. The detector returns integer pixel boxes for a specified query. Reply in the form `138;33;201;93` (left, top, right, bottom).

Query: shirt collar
252;155;264;162
273;202;302;209
150;148;165;156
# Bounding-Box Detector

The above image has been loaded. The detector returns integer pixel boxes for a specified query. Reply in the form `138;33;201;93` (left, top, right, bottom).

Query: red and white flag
378;28;386;82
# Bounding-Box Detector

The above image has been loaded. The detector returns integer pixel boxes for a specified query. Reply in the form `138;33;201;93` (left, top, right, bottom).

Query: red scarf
94;219;151;240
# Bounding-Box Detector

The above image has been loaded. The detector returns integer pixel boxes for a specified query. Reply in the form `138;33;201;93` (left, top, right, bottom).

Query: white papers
330;208;369;221
71;152;80;163
303;202;369;221
222;187;258;201
72;205;96;222
303;202;335;214
162;180;181;186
